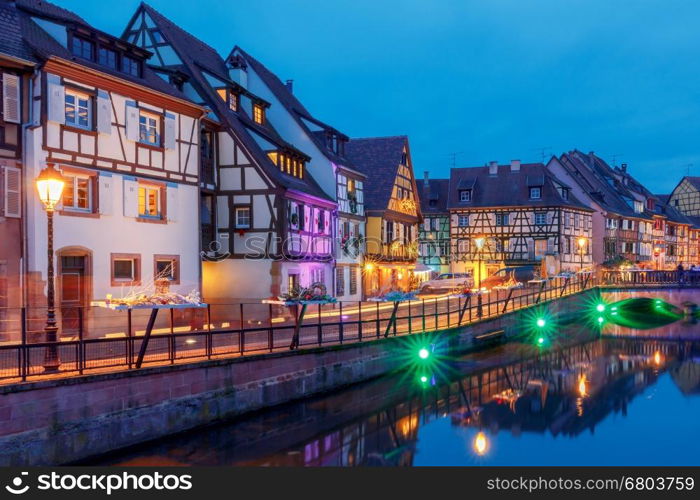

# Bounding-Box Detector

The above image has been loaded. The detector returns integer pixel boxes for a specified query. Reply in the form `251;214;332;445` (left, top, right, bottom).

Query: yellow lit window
216;88;227;101
253;103;264;124
268;151;278;167
138;185;160;218
299;162;304;179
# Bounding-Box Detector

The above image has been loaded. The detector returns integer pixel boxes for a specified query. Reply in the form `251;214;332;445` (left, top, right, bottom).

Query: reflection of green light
597;316;604;324
596;303;605;312
536;318;546;328
611;306;617;311
418;348;430;360
537;336;545;345
420;375;428;383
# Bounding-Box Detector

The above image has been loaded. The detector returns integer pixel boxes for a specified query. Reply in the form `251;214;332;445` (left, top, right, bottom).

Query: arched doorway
57;247;92;337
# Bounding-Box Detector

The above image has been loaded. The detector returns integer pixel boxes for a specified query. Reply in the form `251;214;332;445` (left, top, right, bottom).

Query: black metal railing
600;269;700;287
0;274;597;383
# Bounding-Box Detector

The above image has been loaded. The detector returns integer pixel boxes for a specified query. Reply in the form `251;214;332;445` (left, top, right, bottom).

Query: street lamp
577;237;587;271
474;236;485;289
36;163;65;373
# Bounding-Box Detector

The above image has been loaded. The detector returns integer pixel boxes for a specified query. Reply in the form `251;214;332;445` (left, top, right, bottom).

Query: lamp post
577;237;587;272
474;236;485;289
36;163;65;373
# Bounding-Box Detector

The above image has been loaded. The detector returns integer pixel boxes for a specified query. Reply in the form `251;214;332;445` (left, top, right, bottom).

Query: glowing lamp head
596;303;605;312
35;163;65;210
536;318;546;328
364;262;375;272
418;348;430;360
577;237;587;248
473;431;488;456
474;237;485;250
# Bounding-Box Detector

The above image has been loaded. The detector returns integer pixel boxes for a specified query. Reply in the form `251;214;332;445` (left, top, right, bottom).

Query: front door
60;255;86;335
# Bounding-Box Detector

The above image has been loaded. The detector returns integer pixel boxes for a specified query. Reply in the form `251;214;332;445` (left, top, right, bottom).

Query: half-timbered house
228;48;367;301
346;136;421;295
123;4;336;300
548;151;657;267
14;0;205;336
448;161;593;277
416;173;450;275
0;0;36;340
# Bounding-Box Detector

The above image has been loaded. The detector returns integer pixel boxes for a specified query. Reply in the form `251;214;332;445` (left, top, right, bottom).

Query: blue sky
55;0;700;193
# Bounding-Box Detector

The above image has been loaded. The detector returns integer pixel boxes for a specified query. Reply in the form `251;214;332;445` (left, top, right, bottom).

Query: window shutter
304;205;310;230
98;173;112;215
123;177;138;217
164;112;176;150
166;183;178;221
47;74;65;124
125;101;139;141
96;90;112;134
2;73;20;124
3;166;21;218
324;210;330;234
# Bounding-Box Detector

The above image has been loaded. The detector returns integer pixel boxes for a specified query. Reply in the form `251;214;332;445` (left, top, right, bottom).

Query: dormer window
253;103;265;124
268;151;304;179
529;187;541;199
99;47;117;69
561;188;569;200
123;55;141;77
459;189;472;202
71;37;93;60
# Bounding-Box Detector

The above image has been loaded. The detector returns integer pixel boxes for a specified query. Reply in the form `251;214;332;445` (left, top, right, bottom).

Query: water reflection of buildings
104;339;700;467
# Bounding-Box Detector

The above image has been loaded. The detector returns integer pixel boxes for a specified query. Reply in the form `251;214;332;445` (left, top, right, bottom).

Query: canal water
91;321;700;466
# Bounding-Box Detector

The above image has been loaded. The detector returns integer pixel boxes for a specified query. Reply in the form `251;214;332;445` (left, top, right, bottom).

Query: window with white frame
535;212;547;225
139;112;160;146
62;174;92;212
458;215;469;227
459;189;472;202
65;90;92;129
529;187;542;199
235;207;251;228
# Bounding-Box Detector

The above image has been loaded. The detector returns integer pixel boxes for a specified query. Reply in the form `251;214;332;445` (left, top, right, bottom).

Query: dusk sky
55;0;700;194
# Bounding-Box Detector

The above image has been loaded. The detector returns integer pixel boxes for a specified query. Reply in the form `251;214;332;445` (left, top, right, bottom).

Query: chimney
423;171;430;198
621;163;627;173
285;79;294;93
510;159;521;172
489;161;498;176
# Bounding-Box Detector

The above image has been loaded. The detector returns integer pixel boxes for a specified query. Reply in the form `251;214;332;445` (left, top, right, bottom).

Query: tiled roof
134;3;332;202
11;0;192;102
682;177;700;191
0;0;36;63
558;151;654;219
234;46;364;177
345;136;411;212
447;162;592;211
416;178;449;214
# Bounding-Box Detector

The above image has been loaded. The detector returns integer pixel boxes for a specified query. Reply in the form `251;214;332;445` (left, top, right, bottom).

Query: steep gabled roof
558;150;653;219
12;0;191;102
447;162;592;211
345;136;413;212
0;0;36;63
416;178;449;215
233;46;363;177
129;3;332;202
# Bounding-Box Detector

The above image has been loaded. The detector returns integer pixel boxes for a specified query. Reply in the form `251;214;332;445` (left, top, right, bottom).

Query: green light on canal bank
536;318;546;328
596;303;606;312
418;348;430;360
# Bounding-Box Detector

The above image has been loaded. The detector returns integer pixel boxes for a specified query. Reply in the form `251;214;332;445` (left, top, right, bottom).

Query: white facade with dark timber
123;3;336;300
12;0;205;337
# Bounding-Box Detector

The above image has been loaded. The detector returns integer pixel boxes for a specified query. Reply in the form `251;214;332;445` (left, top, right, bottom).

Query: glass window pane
114;260;134;280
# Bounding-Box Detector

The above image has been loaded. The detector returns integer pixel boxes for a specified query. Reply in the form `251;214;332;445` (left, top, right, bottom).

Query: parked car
420;273;473;293
479;266;536;290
